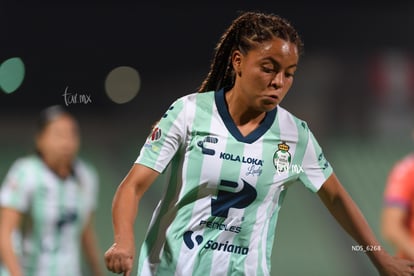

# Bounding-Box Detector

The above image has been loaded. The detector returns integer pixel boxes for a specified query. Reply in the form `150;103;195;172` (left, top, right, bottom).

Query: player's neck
225;88;266;137
40;154;73;179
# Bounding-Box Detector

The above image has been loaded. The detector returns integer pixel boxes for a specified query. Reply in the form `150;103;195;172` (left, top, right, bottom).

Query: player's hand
377;255;414;276
104;242;135;276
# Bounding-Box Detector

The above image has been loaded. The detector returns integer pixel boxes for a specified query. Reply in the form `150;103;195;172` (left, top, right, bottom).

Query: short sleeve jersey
135;89;333;276
384;154;414;258
0;155;99;276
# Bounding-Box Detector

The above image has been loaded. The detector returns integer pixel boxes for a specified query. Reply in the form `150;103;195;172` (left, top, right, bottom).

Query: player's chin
57;152;77;163
260;101;279;112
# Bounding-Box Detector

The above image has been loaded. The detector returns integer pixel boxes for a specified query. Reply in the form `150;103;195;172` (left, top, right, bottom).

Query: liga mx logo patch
273;142;291;173
150;127;162;141
144;126;162;152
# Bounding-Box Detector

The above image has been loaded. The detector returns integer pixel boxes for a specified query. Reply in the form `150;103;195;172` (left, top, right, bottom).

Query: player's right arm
0;207;23;276
104;163;159;276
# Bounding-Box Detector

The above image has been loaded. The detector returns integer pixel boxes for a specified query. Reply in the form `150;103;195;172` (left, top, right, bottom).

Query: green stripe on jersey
28;158;44;276
137;97;186;275
160;93;216;274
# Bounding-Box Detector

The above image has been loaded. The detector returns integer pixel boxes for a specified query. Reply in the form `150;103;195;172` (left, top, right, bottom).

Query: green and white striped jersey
0;155;98;276
136;88;333;276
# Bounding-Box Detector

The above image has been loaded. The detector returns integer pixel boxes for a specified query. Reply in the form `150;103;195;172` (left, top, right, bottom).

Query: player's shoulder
8;154;42;173
178;90;215;104
74;158;97;177
1;155;43;189
166;91;215;117
392;154;414;175
73;158;99;188
277;105;310;133
403;154;414;166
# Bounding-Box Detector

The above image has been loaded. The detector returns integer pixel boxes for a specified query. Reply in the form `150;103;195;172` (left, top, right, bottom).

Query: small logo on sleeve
150;127;162;141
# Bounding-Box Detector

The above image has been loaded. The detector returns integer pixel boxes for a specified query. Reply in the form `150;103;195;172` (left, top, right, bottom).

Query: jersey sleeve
0;158;36;212
298;127;333;192
135;96;186;173
384;157;414;210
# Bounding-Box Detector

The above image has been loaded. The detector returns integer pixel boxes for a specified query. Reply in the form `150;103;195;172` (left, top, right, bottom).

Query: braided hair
198;11;304;93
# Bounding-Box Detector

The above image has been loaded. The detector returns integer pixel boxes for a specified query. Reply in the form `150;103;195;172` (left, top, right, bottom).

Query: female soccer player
0;106;104;276
104;12;414;275
382;130;414;261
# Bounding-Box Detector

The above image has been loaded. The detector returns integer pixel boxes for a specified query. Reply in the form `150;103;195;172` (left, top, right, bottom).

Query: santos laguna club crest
273;142;291;173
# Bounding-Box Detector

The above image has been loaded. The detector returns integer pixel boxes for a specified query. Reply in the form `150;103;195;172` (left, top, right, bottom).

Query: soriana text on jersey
183;231;249;255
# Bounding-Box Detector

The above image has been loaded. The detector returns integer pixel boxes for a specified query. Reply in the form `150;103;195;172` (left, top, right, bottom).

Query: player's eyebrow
261;57;297;70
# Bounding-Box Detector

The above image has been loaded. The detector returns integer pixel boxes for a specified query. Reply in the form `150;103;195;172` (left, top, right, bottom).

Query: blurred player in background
0;105;104;276
104;11;414;276
382;131;414;260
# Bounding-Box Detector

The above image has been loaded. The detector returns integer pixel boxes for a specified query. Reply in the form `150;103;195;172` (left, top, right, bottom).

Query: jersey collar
215;87;277;144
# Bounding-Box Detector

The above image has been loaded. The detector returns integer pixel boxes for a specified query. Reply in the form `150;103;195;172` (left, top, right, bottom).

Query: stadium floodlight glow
0;57;25;94
105;66;141;104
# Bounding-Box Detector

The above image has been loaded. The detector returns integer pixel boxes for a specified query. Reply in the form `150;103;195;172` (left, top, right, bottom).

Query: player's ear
231;50;242;77
35;132;44;154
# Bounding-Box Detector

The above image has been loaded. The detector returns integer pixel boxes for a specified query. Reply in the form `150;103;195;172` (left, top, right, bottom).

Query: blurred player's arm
0;207;23;276
382;206;414;260
317;173;414;275
82;213;105;276
381;158;414;261
104;163;159;276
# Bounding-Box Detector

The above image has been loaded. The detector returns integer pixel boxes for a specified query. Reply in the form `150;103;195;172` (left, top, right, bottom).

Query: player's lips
263;94;279;103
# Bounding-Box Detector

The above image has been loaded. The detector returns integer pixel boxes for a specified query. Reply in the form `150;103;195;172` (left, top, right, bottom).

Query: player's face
233;37;299;112
37;115;80;164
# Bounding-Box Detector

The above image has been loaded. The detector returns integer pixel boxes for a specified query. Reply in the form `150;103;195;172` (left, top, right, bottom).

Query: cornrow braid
198;11;304;93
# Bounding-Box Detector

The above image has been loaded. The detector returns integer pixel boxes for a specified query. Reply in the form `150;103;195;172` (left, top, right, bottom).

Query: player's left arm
317;173;414;275
81;213;104;276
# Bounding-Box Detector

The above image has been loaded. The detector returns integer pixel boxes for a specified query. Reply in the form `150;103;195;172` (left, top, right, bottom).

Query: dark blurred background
1;2;414;275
